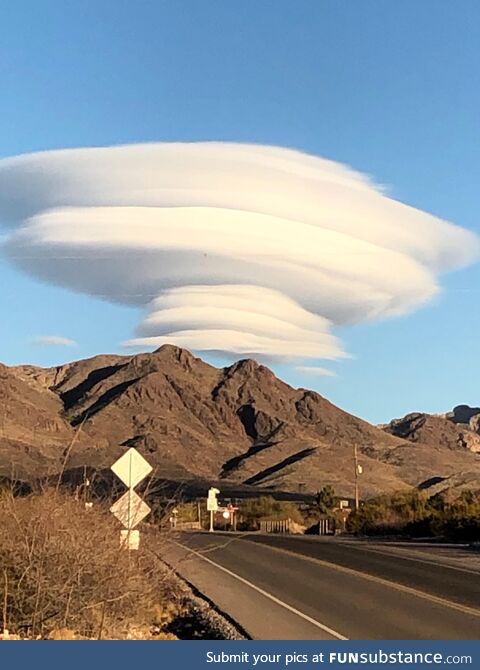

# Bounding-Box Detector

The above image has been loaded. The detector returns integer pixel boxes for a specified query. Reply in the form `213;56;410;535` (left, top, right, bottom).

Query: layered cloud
30;335;77;347
0;142;477;366
295;366;337;378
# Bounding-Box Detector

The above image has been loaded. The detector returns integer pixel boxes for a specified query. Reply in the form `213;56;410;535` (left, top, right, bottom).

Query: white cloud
295;366;337;377
30;335;77;347
0;142;477;363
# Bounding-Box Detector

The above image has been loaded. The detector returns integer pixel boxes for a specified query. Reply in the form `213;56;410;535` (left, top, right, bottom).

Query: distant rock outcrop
384;409;480;454
445;405;480;426
441;404;480;439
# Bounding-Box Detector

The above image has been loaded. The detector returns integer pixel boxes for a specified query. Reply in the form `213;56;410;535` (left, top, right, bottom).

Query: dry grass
0;488;181;639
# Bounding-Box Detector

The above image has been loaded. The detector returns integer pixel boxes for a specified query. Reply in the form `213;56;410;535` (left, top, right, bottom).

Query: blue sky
1;1;479;423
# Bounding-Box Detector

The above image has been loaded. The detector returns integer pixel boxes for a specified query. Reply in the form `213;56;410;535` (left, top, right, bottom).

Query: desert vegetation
347;489;480;541
0;488;187;639
236;496;306;530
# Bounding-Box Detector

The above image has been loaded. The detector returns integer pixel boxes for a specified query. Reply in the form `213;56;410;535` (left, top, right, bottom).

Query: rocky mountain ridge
383;407;480;454
1;345;479;497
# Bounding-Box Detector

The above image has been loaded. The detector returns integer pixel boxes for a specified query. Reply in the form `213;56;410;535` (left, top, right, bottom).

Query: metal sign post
110;447;153;549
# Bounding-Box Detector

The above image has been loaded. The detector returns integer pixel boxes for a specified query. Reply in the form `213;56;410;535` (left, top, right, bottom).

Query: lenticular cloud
0;142;477;365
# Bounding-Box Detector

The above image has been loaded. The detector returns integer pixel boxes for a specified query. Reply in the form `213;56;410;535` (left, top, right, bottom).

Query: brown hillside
2;346;480;497
383;412;480;454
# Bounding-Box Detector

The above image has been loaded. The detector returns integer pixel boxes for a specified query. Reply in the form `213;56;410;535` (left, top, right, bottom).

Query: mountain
0;362;91;479
381;408;480;495
383;411;480;454
2;345;480;497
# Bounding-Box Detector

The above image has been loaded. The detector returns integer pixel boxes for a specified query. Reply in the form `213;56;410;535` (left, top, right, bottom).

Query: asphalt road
164;532;480;640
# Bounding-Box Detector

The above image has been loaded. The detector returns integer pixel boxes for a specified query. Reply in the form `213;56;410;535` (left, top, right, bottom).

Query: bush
346;490;431;535
346;489;480;541
0;489;178;638
238;496;304;530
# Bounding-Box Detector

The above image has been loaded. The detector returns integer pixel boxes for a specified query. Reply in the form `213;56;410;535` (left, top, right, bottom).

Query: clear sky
1;1;479;423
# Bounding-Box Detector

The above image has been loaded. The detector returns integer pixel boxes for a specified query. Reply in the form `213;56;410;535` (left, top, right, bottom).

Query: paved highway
163;532;480;640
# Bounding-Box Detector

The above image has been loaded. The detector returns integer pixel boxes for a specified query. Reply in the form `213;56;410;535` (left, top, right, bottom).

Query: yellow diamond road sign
110;489;151;530
111;447;153;489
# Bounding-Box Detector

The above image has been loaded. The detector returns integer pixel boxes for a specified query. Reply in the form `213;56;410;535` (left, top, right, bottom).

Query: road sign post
110;447;153;550
120;529;140;551
111;447;153;490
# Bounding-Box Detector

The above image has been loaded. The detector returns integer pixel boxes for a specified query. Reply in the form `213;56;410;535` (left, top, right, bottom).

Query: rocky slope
2;346;480;497
381;408;480;495
383;411;480;454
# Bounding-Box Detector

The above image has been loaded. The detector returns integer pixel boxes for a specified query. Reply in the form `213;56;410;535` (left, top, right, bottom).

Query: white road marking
339;542;480;576
246;539;480;619
262;535;480;576
173;540;348;640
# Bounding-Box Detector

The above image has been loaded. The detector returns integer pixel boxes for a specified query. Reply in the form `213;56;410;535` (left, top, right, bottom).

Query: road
162;532;480;640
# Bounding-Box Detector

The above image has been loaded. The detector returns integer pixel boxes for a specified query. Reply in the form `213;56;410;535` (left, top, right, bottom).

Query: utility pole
353;444;363;510
354;444;359;510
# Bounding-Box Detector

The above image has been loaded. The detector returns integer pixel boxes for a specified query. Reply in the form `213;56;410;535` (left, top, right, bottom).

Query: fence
174;521;202;530
317;518;332;535
259;518;294;534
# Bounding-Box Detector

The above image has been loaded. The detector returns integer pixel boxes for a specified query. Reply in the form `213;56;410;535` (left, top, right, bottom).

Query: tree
315;485;337;515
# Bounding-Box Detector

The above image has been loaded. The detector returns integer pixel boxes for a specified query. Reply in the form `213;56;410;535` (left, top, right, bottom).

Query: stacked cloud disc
0;142;477;366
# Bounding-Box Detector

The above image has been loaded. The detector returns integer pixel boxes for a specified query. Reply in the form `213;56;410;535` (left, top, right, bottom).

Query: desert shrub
346;489;480;541
0;488;179;638
174;501;203;523
346;490;431;535
440;491;480;541
238;496;304;530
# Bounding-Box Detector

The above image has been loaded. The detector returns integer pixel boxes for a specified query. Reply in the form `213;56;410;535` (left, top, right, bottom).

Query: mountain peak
228;358;260;374
151;344;197;367
1;350;480;497
153;343;191;356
